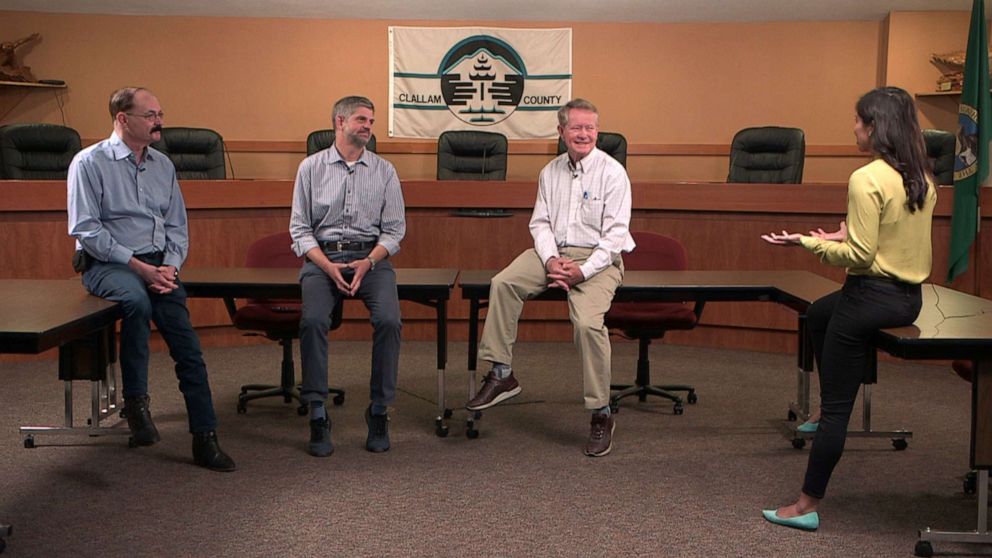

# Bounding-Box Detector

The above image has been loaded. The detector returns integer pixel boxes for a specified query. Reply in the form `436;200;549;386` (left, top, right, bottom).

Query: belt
846;274;918;292
319;240;376;252
133;251;165;266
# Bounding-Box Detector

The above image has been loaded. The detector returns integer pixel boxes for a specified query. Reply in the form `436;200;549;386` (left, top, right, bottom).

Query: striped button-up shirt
529;147;635;279
289;145;406;257
67;132;189;270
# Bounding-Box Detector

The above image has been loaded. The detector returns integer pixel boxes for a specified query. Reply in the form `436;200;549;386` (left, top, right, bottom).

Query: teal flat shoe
762;509;819;531
796;421;819;433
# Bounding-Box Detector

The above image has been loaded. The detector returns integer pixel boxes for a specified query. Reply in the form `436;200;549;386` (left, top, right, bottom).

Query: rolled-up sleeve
290;158;319;257
377;164;406;256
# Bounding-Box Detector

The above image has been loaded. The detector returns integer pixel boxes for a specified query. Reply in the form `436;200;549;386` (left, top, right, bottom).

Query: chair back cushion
922;128;955;186
436;130;508;180
233;231;343;335
150;127;226;180
0;123;81;179
557;132;627;167
605;232;697;332
306;129;377;156
728;126;805;184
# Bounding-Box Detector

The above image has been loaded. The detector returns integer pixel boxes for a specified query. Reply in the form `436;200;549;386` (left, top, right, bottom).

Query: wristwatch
366;256;377;270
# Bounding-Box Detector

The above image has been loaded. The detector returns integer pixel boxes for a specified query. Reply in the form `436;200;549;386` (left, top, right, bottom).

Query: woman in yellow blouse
760;86;937;531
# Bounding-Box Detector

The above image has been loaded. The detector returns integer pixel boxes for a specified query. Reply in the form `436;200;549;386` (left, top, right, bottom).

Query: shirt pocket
579;200;604;227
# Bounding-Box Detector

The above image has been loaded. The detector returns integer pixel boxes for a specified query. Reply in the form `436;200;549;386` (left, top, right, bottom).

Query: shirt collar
326;144;370;168
567;147;601;176
108;131;157;162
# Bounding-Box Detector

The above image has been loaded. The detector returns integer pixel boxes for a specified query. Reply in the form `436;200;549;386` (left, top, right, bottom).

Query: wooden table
872;285;992;557
180;267;459;436
458;269;845;438
0;279;123;553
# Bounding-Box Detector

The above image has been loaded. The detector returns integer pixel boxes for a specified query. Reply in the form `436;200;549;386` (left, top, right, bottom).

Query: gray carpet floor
0;341;987;557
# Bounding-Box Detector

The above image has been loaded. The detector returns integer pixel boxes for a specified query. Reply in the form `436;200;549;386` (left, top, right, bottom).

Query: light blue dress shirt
67;132;189;271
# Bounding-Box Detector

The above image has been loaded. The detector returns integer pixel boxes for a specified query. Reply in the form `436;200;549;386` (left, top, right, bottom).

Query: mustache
151;125;163;133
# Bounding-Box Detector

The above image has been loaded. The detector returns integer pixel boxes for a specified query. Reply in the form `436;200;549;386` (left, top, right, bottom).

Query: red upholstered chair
605;232;704;415
229;232;344;415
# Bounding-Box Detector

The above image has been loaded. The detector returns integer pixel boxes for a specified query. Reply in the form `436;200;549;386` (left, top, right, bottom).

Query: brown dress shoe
585;413;615;457
465;370;522;411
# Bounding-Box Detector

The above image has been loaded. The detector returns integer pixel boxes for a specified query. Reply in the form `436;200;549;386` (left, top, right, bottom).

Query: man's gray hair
557;98;598;127
332;96;375;130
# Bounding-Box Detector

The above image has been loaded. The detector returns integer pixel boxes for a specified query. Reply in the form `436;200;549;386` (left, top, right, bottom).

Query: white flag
389;26;572;139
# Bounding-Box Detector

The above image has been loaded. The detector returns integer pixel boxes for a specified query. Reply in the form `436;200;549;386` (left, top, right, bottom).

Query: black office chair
226;232;345;414
150;127;226;179
604;232;704;415
436;130;508;180
923;129;955;185
557;131;628;168
306;129;377;156
728;126;805;183
0;123;81;179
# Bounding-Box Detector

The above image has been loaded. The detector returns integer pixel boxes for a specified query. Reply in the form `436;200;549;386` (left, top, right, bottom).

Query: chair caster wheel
127;437;138;448
792;438;806;449
673;404;684;416
443;408;453;419
964;471;977;494
914;540;933;557
332;393;345;406
892;438;908;451
296;405;307;416
787;410;797;422
0;536;6;554
435;423;449;437
466;427;479;439
687;392;698;404
236;402;247;414
23;436;34;449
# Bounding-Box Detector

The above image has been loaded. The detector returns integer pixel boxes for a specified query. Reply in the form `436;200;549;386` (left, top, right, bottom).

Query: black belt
845;274;919;293
133;251;165;266
319;240;376;252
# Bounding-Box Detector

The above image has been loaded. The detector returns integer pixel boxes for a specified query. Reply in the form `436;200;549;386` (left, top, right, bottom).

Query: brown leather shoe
465;370;521;411
585;413;615;457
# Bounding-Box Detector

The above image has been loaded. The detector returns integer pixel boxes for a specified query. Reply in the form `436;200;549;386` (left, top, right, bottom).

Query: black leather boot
123;395;160;446
192;431;237;472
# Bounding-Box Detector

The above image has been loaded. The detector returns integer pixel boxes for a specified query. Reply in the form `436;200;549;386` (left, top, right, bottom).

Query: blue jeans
801;275;922;499
82;261;218;433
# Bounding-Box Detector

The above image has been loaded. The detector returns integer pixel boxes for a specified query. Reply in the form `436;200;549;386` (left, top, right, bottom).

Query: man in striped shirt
289;96;406;457
466;98;635;457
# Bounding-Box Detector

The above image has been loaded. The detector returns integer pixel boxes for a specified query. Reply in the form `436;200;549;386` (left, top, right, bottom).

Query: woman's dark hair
856;86;933;212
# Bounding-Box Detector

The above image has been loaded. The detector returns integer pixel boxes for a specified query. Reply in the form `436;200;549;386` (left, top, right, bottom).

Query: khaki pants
478;247;623;409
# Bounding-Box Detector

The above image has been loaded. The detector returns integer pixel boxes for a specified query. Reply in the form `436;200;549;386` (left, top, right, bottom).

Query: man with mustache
466;98;634;456
67;86;236;472
290;96;406;457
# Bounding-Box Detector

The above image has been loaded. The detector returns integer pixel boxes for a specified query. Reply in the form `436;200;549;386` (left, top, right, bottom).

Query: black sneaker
123;394;160;446
365;405;390;453
308;417;333;457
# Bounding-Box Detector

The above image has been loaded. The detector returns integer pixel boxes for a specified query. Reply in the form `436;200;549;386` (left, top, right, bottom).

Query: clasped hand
325;259;371;296
546;257;583;291
134;260;178;294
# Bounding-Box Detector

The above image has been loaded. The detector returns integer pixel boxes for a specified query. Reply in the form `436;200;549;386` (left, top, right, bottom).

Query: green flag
948;0;991;283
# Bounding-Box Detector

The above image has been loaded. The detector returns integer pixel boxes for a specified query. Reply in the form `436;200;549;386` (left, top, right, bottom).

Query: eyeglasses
126;111;165;121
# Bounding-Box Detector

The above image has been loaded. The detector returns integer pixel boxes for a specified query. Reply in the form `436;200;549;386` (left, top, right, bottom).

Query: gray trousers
299;253;401;411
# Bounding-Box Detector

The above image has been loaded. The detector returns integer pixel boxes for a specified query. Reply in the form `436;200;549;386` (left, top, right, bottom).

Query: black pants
802;275;922;499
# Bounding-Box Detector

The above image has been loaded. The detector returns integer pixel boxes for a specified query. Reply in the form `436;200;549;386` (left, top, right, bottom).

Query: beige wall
884;11;972;131
0;10;968;181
